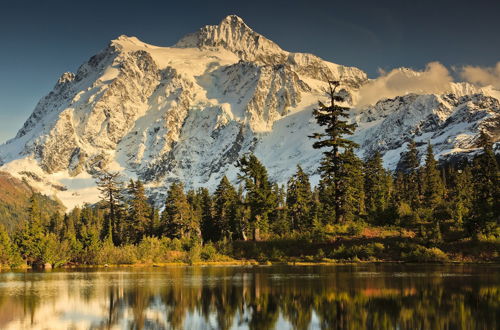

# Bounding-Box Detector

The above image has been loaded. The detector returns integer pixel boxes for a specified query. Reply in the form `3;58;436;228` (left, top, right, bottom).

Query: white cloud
460;62;500;89
356;62;453;106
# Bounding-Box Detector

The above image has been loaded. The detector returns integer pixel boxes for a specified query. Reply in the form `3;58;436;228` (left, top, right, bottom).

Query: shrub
200;243;218;261
96;241;137;265
186;244;201;265
346;221;365;236
330;243;385;260
269;247;286;261
137;236;164;263
402;245;448;262
316;249;326;261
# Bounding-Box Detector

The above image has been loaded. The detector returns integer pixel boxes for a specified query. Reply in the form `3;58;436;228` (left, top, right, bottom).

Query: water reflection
0;265;498;329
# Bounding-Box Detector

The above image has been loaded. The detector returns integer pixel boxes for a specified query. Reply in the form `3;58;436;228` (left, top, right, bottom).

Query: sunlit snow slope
0;15;498;208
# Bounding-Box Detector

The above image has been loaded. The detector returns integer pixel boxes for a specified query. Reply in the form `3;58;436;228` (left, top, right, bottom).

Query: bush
186;244;201;265
346;221;365;236
97;241;137;265
137;236;164;263
330;243;384;260
316;249;326;261
402;245;448;262
200;243;218;261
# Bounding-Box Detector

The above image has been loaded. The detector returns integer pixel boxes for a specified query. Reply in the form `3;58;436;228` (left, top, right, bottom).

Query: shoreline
2;259;499;272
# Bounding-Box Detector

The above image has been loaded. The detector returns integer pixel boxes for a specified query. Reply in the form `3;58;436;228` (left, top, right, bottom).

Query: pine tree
0;224;21;267
237;154;276;240
126;180;151;243
363;152;392;223
148;207;160;237
270;183;288;236
286;165;312;231
14;194;46;266
96;171;123;245
341;148;365;221
309;80;359;223
422;142;445;209
234;185;250;240
467;132;500;237
399;140;421;208
449;165;473;225
213;176;238;241
161;182;195;239
197;188;216;242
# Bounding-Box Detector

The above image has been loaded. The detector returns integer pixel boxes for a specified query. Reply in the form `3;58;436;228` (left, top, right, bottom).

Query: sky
0;0;499;143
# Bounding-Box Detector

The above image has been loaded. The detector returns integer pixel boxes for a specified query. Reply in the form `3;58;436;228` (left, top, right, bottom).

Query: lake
0;264;498;329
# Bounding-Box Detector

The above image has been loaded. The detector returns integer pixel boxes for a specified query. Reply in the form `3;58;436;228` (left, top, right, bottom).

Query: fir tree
363;152;392;223
449;165;473;225
341;148;365;221
286;165;312;231
148;207;160;237
237;154;276;240
0;224;21;267
467;132;500;237
270;183;288;236
309;80;359;223
213;176;238;241
422;142;445;209
14;194;46;266
161;182;195;239
96;171;123;244
398;140;421;208
197;188;216;242
126;180;151;243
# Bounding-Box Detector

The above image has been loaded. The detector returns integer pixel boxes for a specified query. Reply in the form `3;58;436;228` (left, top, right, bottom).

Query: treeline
0;81;498;268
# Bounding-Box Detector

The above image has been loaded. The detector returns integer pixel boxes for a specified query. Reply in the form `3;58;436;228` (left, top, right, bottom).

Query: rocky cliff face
0;15;498;209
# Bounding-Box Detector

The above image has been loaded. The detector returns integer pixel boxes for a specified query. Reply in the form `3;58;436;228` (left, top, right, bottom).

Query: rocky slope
0;15;498;209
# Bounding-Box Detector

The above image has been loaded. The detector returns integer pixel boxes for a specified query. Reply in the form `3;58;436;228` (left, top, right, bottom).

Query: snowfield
0;15;498;209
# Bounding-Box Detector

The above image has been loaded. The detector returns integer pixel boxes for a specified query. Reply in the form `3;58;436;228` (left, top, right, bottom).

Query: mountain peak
220;14;246;25
174;15;286;63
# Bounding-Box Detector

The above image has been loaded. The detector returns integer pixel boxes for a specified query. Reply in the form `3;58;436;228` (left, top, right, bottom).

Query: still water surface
0;264;498;329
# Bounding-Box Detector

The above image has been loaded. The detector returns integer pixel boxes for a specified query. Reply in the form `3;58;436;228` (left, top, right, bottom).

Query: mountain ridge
0;15;498;209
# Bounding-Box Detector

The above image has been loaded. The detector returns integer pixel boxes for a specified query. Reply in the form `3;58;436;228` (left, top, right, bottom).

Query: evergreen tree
47;212;65;239
14;194;46;266
341;148;365;221
363;152;392;223
96;171;123;244
126;180;151;243
148;207;160;237
309;80;359;223
422;142;445;209
270;183;288;236
400;140;421;208
448;165;473;225
197;188;216;242
467;132;500;237
234;185;250;240
213;177;238;241
161;182;195;239
237;154;276;240
286;165;312;231
0;224;21;267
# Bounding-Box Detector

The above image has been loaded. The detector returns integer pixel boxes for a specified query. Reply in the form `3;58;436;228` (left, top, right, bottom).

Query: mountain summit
175;15;286;64
0;16;498;208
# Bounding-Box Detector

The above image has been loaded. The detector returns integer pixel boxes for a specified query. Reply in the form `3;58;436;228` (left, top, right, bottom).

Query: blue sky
0;0;499;143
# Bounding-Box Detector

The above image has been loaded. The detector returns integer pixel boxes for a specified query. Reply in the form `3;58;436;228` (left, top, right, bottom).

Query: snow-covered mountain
0;15;498;209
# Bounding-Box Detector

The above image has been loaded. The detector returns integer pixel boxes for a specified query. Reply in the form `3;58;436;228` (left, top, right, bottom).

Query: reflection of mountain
0;266;498;329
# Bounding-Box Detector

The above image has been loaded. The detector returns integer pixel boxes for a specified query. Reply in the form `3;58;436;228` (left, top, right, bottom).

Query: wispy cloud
460;62;500;89
356;62;453;106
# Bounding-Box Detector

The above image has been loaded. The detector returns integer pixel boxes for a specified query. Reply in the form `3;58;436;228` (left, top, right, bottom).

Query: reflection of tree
0;266;499;329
